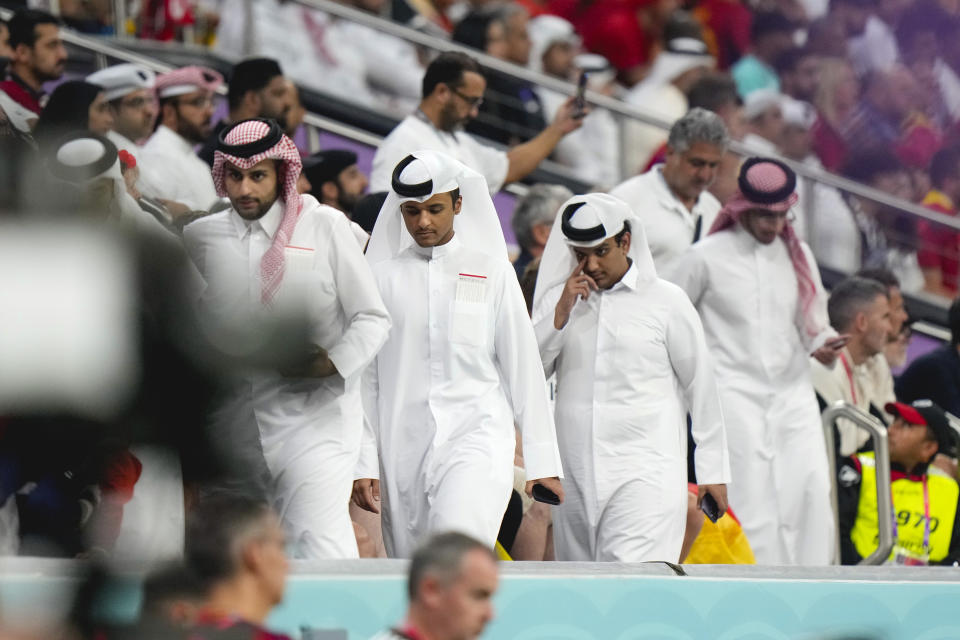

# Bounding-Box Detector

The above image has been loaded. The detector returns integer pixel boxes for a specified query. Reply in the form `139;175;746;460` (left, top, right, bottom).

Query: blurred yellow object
495;541;513;561
684;511;756;565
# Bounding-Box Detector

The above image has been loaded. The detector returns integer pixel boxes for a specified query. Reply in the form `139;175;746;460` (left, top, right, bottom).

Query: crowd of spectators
3;1;960;636
57;0;958;301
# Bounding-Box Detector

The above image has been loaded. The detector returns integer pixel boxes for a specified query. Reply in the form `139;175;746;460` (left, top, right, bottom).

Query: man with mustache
139;65;224;212
197;58;293;167
609;108;727;275
183;119;390;558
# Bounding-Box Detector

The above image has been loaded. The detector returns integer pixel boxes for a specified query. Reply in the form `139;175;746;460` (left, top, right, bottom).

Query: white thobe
371;114;509;195
537;86;621;187
810;350;896;456
535;263;730;562
213;0;377;108
848;16;898;76
139;125;220;212
359;235;562;557
183;195;391;559
669;224;837;565
609;166;721;274
105;129;140;156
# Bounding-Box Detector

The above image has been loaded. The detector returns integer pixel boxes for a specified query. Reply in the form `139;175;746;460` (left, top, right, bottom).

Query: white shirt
359;234;561;483
535;263;731;513
810;348;893;456
538;86;621;187
214;0;377;108
335;20;424;113
183;196;391;470
848;16;898;76
371;114;509;194
609;166;721;274
106;129;140;156
139;125;220;212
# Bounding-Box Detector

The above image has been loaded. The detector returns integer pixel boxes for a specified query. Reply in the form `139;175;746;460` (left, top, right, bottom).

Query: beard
177;115;211;144
436;100;465;133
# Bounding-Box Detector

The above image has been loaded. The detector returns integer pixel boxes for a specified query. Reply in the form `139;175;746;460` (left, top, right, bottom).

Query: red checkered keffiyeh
212;119;304;304
709;157;824;340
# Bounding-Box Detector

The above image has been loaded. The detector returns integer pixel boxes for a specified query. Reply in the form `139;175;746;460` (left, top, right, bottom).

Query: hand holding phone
532;483;561;505
573;71;588;119
700;493;721;523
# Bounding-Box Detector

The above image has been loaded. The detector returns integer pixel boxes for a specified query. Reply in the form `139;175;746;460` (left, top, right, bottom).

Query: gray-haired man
609;107;728;274
371;532;499;640
511;183;573;279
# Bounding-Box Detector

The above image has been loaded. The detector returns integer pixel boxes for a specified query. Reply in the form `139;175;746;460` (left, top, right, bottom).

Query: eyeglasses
177;95;214;109
120;96;151;109
445;84;483;108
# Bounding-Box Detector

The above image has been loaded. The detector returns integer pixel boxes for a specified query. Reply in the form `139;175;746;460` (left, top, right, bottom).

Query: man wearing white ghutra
354;150;564;557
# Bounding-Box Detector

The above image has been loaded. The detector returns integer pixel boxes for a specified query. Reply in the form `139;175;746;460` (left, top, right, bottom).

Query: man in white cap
623;36;714;174
742;88;786;155
86;63;157;155
670;157;846;565
532;192;730;562
778;95;851;242
183;118;391;559
139;65;224;212
609;108;726;275
353;150;563;557
527;18;620;186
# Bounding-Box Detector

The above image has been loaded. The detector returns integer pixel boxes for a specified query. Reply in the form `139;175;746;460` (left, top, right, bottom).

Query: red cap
885;401;926;426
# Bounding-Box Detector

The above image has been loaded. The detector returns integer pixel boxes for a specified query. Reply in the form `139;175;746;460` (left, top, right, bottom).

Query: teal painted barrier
2;560;960;639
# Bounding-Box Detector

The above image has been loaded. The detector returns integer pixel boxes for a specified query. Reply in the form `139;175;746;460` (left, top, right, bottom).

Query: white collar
653;165;701;215
608;260;640;292
229;198;284;240
410;233;462;259
155;124;197;155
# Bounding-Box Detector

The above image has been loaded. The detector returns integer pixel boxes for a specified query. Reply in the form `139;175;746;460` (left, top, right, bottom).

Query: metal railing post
822;402;894;566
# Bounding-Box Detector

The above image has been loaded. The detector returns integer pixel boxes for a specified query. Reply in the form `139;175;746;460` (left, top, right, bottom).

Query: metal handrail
822;402;894;566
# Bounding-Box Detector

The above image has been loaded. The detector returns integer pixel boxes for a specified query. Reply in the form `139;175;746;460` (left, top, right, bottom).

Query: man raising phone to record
670;157;845;566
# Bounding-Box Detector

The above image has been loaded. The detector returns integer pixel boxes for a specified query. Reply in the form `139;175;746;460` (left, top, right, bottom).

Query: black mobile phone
701;493;720;523
532;483;561;505
573;71;588;119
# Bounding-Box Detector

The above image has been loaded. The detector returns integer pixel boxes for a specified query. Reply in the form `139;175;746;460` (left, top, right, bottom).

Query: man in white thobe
609;108;725;275
183;119;391;559
353;150;563;557
670;157;847;565
532;193;730;562
139;66;224;212
371;52;584;195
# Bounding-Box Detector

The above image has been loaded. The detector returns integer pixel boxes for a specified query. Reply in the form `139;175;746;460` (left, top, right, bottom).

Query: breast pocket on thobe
450;300;488;347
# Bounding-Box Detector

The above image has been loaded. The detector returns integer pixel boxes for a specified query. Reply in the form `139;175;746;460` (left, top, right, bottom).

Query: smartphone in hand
701;493;721;523
573;71;588;119
532;483;561;505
